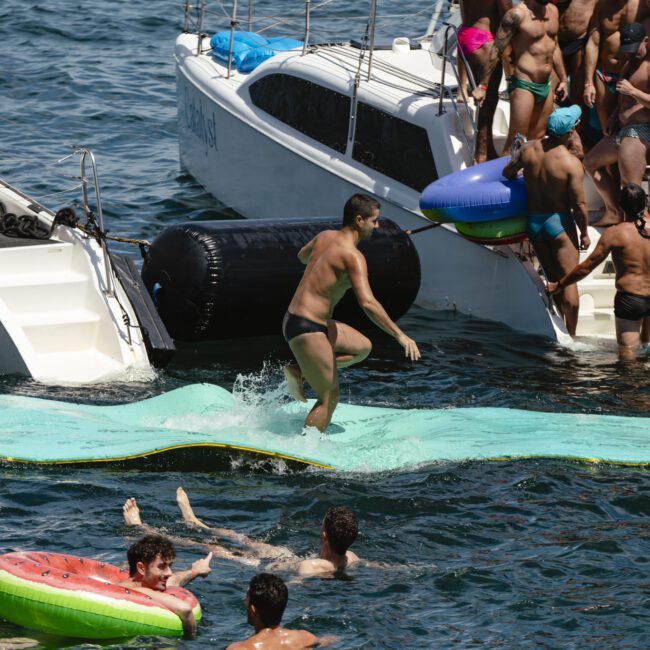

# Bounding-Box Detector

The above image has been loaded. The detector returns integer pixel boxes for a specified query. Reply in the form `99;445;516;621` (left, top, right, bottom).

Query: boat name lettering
184;87;217;152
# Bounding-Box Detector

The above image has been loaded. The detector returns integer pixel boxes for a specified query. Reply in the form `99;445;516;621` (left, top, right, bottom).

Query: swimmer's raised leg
176;487;210;529
284;363;307;402
123;497;143;526
176;487;296;560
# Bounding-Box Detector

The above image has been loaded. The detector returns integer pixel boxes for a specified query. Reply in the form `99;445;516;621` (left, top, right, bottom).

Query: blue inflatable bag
238;37;304;73
419;157;527;224
210;31;268;69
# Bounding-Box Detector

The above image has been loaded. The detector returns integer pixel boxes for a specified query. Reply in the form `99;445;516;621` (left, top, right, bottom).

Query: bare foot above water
123;497;143;526
284;364;307;402
176;487;210;529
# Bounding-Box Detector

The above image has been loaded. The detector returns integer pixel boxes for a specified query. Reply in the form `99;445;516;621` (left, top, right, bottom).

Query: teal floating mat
1;384;649;470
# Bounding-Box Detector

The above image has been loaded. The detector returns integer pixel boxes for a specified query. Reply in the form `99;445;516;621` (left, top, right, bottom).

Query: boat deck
0;234;56;249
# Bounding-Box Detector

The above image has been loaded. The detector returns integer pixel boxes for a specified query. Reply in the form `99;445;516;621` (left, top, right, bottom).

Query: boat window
353;103;438;191
249;74;350;153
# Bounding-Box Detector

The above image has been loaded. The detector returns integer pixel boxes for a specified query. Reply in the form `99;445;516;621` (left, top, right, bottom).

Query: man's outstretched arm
347;252;420;360
547;233;613;293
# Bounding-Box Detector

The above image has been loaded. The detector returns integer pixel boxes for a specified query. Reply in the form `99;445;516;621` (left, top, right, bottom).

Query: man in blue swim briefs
548;183;650;359
503;104;590;336
282;193;420;432
476;0;568;153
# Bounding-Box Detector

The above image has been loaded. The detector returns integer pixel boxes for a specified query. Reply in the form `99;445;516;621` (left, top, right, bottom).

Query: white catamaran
175;0;616;343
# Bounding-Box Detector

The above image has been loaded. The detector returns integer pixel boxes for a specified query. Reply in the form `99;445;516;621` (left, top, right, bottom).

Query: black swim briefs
614;291;650;321
282;311;329;342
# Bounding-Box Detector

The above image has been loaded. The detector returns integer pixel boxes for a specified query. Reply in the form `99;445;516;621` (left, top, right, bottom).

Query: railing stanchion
227;0;239;79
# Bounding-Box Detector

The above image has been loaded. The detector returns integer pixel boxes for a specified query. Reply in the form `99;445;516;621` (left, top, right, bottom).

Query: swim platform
1;384;649;470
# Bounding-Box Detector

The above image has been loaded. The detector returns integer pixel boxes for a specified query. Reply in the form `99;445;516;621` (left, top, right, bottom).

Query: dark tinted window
353;103;437;191
249;74;350;153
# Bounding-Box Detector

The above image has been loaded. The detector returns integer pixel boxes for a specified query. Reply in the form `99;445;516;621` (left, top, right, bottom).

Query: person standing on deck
583;19;650;225
548;183;650;358
583;0;630;149
557;0;599;136
457;0;509;162
503;105;590;336
475;0;569;152
282;193;420;433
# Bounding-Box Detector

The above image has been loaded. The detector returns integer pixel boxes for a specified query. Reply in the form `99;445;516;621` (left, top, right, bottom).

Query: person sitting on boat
124;489;364;578
457;0;508;162
226;573;337;649
282;193;420;433
548;183;650;358
118;533;213;639
584;20;650;226
503;104;590;336
475;0;569;153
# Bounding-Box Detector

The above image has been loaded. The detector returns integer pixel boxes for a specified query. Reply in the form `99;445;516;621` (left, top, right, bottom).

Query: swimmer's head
127;534;176;589
620;183;648;221
246;573;288;627
343;193;381;229
322;506;358;555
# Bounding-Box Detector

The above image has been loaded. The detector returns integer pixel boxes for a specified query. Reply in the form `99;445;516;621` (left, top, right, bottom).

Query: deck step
19;310;102;354
578;278;617;310
0;272;90;314
575;308;615;337
30;350;126;384
0;241;75;275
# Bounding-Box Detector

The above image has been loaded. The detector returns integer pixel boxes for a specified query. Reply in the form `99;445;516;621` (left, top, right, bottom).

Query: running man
548;183;650;358
503;105;590;336
118;534;212;639
476;0;569;152
124;489;362;578
584;20;650;225
282;194;420;432
226;574;337;649
457;0;507;161
583;0;629;142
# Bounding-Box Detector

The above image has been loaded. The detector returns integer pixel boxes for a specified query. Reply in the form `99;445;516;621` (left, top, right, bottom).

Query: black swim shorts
282;312;329;342
614;291;650;321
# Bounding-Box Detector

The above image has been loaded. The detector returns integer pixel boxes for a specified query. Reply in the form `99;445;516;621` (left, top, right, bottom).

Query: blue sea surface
0;1;649;648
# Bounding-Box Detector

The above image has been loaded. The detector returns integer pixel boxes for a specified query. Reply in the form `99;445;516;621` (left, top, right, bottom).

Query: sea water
0;1;649;647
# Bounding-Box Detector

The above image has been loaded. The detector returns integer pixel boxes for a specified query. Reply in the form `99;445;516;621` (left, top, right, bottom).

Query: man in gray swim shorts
584;21;650;226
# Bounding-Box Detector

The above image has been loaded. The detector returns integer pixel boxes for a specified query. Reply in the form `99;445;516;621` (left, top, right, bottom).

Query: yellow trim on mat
0;442;335;470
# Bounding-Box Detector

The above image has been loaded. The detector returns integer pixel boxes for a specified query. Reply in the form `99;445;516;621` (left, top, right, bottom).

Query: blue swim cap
547;105;582;136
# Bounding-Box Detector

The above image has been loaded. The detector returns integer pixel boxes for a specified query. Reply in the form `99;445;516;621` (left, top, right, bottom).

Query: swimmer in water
117;533;212;639
226;573;338;649
124;489;365;577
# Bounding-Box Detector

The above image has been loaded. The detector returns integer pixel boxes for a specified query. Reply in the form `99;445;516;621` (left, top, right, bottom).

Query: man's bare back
514;139;586;214
604;223;650;295
227;626;334;650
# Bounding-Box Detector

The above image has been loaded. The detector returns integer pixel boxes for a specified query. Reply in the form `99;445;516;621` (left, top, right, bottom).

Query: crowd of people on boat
458;0;649;356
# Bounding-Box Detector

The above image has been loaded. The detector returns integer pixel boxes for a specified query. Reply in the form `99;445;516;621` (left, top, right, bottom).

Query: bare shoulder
346;550;360;565
226;642;250;650
501;5;524;29
297;558;336;576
